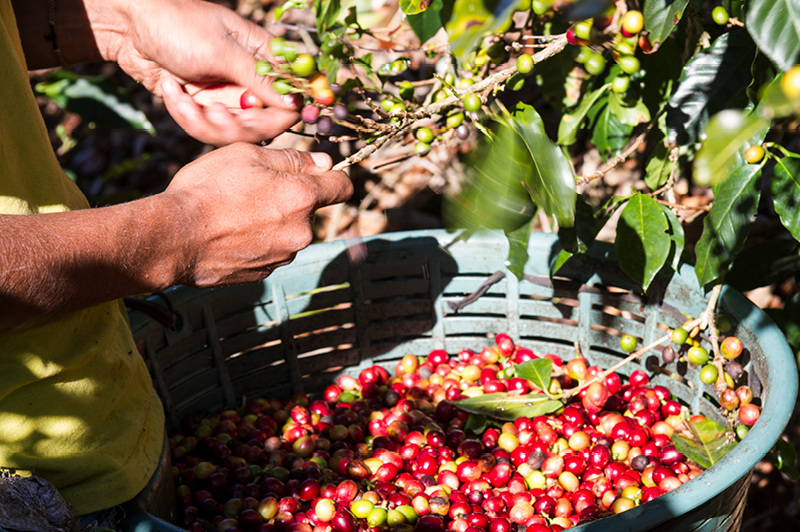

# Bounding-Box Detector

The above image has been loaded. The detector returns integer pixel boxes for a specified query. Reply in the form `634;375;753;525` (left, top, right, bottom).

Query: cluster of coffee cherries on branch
239;38;345;136
167;330;761;532
662;317;761;433
564;9;644;91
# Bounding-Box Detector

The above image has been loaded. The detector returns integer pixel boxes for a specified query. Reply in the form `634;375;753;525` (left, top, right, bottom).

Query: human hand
99;0;300;144
162;145;352;287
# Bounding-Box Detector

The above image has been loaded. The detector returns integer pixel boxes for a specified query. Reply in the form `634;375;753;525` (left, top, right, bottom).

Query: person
0;0;352;522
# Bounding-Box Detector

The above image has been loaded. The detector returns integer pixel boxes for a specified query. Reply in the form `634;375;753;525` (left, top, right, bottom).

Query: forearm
0;195;186;335
11;0;129;69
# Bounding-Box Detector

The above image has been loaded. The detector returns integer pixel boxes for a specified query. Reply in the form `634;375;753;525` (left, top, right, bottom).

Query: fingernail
161;78;178;96
310;152;331;169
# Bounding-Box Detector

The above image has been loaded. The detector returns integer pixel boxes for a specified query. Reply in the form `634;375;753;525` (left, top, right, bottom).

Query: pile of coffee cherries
169;332;760;532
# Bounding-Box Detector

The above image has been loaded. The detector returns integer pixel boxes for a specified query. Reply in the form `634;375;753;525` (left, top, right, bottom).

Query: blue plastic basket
120;230;798;532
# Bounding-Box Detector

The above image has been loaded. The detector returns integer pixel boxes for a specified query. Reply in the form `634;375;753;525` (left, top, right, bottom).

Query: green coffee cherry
687;345;710;366
517;54;534;74
699;364;719;385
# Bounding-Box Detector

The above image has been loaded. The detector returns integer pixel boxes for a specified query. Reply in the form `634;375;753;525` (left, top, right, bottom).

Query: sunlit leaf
515;358;553;393
400;0;433;15
615;194;671;291
671;419;738;470
746;0;800;72
590;100;633;159
275;0;308;20
511;103;577;228
444;0;519;63
643;0;690;47
407;0;449;43
644;140;672;191
608;92;651;127
694;162;763;288
693;110;770;186
455;393;563;421
314;0;342;33
660;204;685;271
666;30;757;146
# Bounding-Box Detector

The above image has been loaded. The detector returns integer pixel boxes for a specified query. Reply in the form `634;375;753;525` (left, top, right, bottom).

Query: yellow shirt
0;0;164;515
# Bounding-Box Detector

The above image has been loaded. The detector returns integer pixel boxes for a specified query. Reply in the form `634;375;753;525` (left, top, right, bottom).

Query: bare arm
0;146;352;335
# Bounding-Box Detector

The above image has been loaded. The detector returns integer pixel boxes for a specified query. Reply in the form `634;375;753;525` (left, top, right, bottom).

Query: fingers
161;77;299;145
255;148;354;207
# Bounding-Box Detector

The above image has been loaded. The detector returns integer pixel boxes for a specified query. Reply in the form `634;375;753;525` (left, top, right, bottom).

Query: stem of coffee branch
331;35;569;172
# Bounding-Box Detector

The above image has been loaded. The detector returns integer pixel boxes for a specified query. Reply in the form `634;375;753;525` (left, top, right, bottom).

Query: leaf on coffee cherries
643;0;689;47
671;419;737;470
515;358;553;394
454;393;563;421
400;0;432;15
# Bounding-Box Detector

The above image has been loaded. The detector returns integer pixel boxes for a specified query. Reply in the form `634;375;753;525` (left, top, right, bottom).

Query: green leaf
693;110;770;186
608;92;651;127
314;0;342;34
318;53;342;84
515;358;553;393
644;141;672;191
643;0;690;47
694;163;763;287
444;0;518;63
615;194;671;291
505;215;535;281
558;195;600;254
61;78;154;133
640;38;683;116
671;419;738;470
660;204;686;271
666;30;757;146
443;124;536;232
771;156;800;241
590;100;633;159
407;0;448;43
726;237;800;291
773;439;800;479
400;0;433;15
549;249;573;277
464;413;490;434
454;393;563;421
746;0;800;72
557;84;610;145
275;0;308;21
557;0;615;21
511;104;577;228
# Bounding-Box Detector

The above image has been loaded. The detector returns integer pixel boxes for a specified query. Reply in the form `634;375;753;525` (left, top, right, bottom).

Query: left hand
97;0;300;144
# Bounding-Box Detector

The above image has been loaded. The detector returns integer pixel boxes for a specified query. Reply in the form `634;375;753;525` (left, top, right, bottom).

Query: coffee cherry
507;73;525;91
738;403;761;426
574;20;594;42
317;115;333;135
782;66;800;99
455;124;470;140
584;53;606;75
415;142;431;154
687;345;710;366
744;145;765;163
463;94;482;112
333;103;349;122
620;335;637;353
314;89;336;106
240;89;264;109
662;346;676;364
699;364;718;385
291;54;317;77
721;337;743;360
273;79;294;95
301;105;320;124
399;80;415;101
612;75;630;93
269;38;287;57
712;6;729;26
255;60;272;76
617;55;640;75
719;388;740;411
447;112;465;129
416;127;435;144
672;328;689;345
716;315;733;334
736;423;750;439
621;10;644;37
516;54;534;74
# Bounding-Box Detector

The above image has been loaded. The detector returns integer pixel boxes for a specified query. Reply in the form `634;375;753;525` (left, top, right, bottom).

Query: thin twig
577;129;648;185
563;334;672;398
654;199;711;212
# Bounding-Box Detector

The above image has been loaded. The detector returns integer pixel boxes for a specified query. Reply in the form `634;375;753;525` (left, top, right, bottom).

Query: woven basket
120;230;797;532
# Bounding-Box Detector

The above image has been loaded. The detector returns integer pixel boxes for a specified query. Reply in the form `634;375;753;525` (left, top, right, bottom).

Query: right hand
163;144;352;287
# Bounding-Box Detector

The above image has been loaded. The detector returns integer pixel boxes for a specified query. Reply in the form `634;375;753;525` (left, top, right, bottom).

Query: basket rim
128;229;798;532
